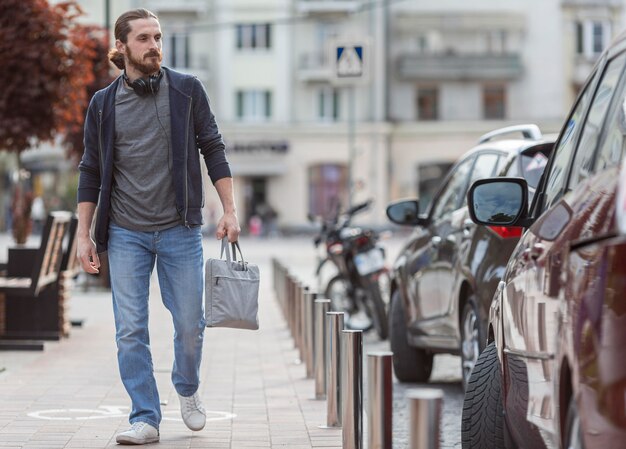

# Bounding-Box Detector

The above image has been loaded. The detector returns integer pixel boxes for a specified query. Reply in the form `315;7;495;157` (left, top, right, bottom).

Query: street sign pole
348;85;355;208
331;40;369;210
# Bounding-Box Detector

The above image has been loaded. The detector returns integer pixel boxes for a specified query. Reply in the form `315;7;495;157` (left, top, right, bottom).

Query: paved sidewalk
0;237;342;449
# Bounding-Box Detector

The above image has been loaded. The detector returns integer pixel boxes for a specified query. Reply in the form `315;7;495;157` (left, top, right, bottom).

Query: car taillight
488;226;523;239
355;235;370;248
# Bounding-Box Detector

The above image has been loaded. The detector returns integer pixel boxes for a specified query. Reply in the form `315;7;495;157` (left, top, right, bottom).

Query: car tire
389;290;433;383
461;342;505;449
564;397;585;449
460;297;486;391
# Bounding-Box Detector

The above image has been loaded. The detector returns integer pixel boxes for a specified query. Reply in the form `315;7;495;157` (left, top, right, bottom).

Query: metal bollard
294;281;303;351
367;352;393;449
294;282;307;362
298;284;307;361
320;311;344;428
278;263;286;313
342;330;363;449
304;291;318;378
314;299;331;399
297;283;309;357
287;275;296;340
407;389;443;449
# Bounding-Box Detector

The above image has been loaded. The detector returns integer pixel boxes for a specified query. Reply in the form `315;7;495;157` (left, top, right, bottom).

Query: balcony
147;0;207;14
398;53;523;82
297;0;360;17
297;51;333;82
561;0;622;6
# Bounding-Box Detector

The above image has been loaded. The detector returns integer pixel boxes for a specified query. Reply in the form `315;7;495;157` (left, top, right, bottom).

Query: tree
0;0;99;243
64;26;114;162
0;0;97;153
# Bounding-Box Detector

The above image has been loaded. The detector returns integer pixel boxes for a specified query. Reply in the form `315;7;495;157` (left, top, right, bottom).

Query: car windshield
520;152;549;189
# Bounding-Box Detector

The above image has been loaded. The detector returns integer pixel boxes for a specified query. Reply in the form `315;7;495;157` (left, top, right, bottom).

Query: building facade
70;0;625;231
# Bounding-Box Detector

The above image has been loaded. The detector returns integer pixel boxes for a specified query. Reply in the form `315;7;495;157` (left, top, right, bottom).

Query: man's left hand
216;211;241;242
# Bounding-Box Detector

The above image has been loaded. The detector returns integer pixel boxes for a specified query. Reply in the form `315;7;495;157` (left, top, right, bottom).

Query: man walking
76;8;240;445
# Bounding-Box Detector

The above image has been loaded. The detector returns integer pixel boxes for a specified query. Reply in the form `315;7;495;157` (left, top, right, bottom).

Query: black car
386;124;554;388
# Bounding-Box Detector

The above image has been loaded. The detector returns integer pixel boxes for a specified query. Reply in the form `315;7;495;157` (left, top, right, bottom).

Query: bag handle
220;239;246;265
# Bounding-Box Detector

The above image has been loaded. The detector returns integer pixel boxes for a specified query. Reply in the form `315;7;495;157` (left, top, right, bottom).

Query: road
240;234;464;449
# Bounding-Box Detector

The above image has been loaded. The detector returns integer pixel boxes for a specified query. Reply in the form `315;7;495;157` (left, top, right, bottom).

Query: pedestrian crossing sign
331;40;369;85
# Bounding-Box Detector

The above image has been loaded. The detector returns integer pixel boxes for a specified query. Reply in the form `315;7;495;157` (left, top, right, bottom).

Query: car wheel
389;290;433;383
564;397;585;449
460;297;486;391
461;342;505;449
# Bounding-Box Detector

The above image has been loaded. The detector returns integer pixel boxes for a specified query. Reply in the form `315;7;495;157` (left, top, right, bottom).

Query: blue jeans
108;223;205;429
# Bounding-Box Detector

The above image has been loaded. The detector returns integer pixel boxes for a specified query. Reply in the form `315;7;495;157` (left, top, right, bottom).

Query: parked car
386;125;554;387
462;35;626;449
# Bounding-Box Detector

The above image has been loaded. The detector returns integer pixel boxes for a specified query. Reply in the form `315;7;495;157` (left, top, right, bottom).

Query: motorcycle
310;199;389;340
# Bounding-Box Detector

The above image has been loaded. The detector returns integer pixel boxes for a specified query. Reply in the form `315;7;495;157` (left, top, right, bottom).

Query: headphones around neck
123;70;163;97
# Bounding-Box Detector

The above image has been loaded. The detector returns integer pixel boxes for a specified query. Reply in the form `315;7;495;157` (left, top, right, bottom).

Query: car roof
462;136;555;160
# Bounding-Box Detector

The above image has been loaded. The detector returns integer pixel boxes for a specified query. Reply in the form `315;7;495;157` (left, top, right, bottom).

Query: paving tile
0;240;341;449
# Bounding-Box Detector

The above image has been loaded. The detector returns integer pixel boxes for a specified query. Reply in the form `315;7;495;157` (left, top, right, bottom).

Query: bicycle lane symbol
27;406;236;422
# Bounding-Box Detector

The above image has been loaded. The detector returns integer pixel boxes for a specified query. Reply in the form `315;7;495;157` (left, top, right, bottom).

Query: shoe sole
116;435;160;445
183;420;206;431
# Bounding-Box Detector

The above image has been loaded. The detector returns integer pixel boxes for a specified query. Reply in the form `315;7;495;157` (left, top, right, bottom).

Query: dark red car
463;33;626;449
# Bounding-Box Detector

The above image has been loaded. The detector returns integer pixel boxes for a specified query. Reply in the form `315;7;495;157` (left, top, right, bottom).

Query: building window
236;24;272;49
236;90;272;121
592;22;605;54
165;33;190;69
308;164;348;218
576;22;584;54
483;85;506;119
318;87;340;121
575;20;611;58
417;87;438;121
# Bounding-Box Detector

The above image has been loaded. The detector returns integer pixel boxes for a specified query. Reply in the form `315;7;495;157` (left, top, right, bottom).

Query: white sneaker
178;392;206;431
116;421;159;445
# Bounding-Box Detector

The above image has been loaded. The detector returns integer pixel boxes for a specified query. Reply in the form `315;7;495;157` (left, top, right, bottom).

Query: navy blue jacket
78;67;231;253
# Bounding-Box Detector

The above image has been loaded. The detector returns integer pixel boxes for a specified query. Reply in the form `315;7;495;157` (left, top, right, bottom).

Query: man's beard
126;46;162;75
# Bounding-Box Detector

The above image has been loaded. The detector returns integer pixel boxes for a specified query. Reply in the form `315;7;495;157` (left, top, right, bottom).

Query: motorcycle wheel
364;276;389;340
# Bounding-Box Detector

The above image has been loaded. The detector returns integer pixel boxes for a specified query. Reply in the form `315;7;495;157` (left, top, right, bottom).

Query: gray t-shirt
110;72;181;231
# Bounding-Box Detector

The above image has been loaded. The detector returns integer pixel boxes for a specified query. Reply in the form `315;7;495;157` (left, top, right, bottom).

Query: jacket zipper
183;97;192;227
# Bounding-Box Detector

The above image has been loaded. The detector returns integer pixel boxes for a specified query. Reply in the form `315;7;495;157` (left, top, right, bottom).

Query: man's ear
115;40;125;54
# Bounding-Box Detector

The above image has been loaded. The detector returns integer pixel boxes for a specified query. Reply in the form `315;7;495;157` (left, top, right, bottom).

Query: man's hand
216;211;241;243
77;235;100;274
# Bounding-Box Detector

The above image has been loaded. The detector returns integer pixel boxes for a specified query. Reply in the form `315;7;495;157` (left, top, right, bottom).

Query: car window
541;68;600;212
520;151;549;189
595;66;626;172
470;153;500;184
568;52;626;190
431;157;474;219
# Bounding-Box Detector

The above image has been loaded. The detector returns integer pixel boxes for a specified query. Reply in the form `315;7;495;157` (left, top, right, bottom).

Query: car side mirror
386;199;427;226
467;178;531;227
